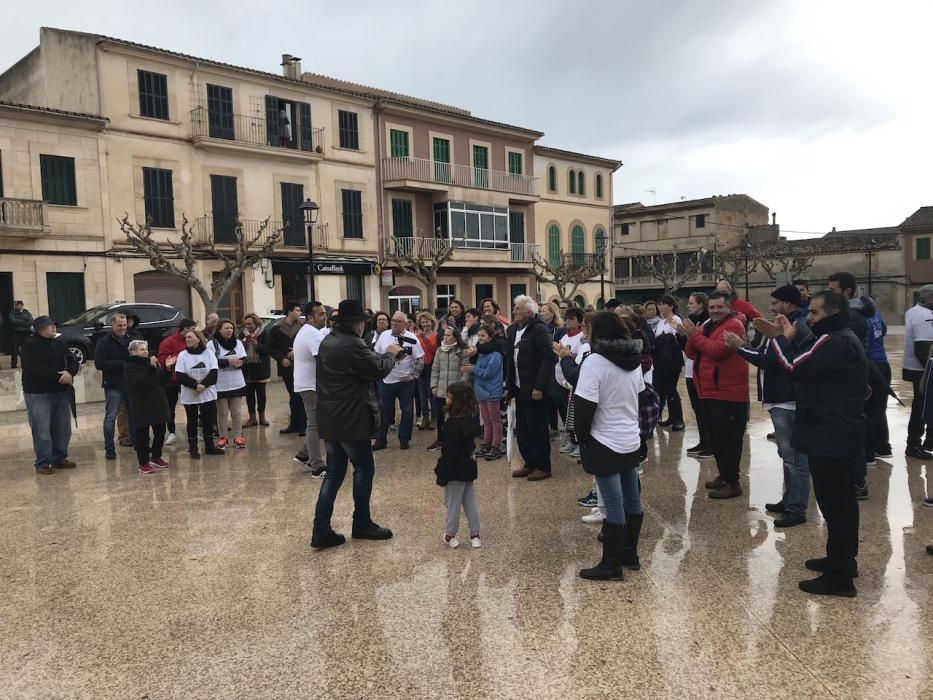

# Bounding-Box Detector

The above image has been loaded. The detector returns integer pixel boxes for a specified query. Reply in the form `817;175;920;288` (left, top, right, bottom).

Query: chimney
281;54;302;80
771;212;776;225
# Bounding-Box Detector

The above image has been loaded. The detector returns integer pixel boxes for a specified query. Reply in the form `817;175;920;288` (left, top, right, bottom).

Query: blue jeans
24;392;72;467
313;440;376;532
103;386;133;453
769;407;810;516
595;468;642;525
378;380;416;443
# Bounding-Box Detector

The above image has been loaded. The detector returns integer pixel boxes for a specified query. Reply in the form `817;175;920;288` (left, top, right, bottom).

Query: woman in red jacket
416;312;440;430
681;291;750;499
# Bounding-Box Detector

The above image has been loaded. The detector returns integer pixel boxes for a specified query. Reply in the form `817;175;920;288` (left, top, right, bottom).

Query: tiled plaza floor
1;335;931;698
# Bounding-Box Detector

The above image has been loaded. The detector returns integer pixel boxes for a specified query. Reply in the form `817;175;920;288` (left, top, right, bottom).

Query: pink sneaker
138;463;154;475
149;458;169;470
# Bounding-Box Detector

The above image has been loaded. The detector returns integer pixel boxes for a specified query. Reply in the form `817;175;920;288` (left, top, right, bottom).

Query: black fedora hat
331;299;368;322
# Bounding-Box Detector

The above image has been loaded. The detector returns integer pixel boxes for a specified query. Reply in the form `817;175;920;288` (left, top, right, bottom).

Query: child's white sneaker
443;534;459;548
470;536;482;548
582;508;605;524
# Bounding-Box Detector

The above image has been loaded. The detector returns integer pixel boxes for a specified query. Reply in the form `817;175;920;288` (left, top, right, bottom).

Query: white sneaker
582;508;605;524
164;432;176;446
559;441;574;454
293;456;310;469
443;534;459;548
570;445;581;458
470;536;482;548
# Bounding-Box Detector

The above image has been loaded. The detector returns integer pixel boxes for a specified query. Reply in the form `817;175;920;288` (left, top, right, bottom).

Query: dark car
55;302;185;364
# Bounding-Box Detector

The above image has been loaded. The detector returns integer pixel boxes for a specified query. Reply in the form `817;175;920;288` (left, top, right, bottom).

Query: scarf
242;331;261;364
566;327;583;337
215;334;238;351
275;317;301;341
439;340;459;352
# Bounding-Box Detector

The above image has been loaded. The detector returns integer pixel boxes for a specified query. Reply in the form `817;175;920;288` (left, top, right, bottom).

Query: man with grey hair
94;312;133;460
373;310;425;450
506;295;557;481
903;284;933;459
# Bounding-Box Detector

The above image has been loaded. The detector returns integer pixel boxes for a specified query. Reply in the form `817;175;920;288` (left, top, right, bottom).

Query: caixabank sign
312;261;374;275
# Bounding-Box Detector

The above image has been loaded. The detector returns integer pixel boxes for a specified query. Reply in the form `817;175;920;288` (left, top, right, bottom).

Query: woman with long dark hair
680;292;711;455
653;295;685;431
241;313;271;427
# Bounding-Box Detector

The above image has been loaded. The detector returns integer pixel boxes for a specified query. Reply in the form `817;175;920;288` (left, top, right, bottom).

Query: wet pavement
1;334;932;698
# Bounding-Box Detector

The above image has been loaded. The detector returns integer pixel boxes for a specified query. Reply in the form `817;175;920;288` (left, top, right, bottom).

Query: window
342;189;363;238
509;283;527;304
280;182;304;246
0;150;4;197
142;167;175;228
389;286;422;315
433;138;451;183
617;222;630;237
435;201;509;249
338;110;359;149
509;210;526;262
695;214;706;228
577;171;585;196
472;145;489;188
475;284;494;307
137;70;169;120
47;272;86;323
264;96;314;151
39;155;77;206
212;272;243;323
507;151;523;175
595;174;603;199
574;295;586;308
548;224;561;267
568;169;576;194
917;237;931;261
390;129;409;158
210;175;238;243
614;258;630;278
547;165;556;192
391;199;413;238
206;84;234;140
436;284;455;311
346;274;365;304
571;224;586;265
594;227;607;257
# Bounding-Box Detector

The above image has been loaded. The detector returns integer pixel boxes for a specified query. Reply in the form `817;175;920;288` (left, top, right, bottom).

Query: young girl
212;319;247;449
175;329;223;458
469;325;504;460
434;382;483;549
428;326;469;451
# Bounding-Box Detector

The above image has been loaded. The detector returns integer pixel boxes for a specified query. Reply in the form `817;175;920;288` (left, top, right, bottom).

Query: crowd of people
17;272;933;596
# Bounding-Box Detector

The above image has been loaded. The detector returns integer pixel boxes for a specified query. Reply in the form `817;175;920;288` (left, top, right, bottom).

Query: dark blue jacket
737;310;812;405
94;332;130;388
867;311;888;363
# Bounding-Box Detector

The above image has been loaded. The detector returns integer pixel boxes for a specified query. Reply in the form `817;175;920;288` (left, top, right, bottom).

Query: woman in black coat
240;313;271;426
124;338;171;474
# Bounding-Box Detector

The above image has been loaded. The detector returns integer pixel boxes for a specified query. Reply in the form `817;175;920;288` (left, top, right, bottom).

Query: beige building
533;146;620;308
0;27;385;322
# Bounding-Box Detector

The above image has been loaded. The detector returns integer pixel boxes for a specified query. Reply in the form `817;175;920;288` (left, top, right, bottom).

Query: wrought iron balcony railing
190;216;328;249
382;157;538;197
191;107;324;154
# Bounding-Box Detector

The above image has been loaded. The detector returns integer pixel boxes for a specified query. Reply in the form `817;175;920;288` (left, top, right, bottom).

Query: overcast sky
5;0;932;237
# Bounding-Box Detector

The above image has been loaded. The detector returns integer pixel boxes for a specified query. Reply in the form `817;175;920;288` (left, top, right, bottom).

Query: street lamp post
597;230;607;308
744;236;751;299
867;238;876;297
299;199;321;301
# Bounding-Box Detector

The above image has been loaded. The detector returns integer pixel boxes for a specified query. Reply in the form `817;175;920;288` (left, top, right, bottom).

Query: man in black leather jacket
311;300;400;550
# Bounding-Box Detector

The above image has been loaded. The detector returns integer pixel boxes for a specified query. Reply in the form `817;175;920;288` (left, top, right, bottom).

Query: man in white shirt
373;311;425;450
903;285;933;459
293;301;328;476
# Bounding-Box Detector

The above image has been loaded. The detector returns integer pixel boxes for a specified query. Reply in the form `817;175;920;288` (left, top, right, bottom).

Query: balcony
383;236;539;265
190;217;328;250
382;157;538;201
0;198;48;239
614;272;716;288
190;107;324;161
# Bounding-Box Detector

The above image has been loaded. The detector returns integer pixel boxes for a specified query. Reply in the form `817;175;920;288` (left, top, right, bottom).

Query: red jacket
158;331;188;385
418;331;440;366
730;297;762;323
684;315;749;402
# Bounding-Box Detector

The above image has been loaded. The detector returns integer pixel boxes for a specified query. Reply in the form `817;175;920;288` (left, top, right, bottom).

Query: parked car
55;302;185;364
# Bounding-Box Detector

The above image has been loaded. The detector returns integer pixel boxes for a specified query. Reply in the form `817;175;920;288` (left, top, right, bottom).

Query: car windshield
60;305;113;326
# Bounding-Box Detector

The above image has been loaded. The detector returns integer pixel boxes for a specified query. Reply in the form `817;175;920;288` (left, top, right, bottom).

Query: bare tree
760;254;815;283
634;245;704;295
385;230;454;311
532;251;604;300
119;214;282;314
715;251;759;290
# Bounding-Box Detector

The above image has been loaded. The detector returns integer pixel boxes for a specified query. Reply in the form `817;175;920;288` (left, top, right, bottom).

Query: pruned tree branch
632;244;704;295
532;251;604;300
760;254;815;282
386;230;454;311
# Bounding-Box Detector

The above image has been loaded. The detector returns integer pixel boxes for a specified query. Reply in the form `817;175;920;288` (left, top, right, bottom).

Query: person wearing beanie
21;316;81;474
725;284;813;526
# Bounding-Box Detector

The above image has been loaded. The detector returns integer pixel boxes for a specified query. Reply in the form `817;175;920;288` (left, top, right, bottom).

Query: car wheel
67;343;88;365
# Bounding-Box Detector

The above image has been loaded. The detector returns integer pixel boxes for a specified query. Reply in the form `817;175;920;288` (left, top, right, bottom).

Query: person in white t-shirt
573;312;646;581
904;285;933;458
211;319;247;449
373;311;425;449
293;301;329;476
653;294;685;430
174;329;223;458
555;307;586;456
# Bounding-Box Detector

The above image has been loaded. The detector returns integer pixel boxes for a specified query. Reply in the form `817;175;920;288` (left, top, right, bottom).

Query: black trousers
703;399;749;485
516;397;552;473
905;369;931;448
11;332;27;368
184;402;216;442
686;378;710;449
164;385;180;433
865;360;891;458
282;373;306;429
809;455;859;574
655;369;683;424
134;423;166;465
245;382;267;415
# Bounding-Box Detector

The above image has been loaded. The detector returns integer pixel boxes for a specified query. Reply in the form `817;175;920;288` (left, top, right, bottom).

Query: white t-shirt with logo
293;323;326;392
375;328;424;384
212;339;247;394
555;331;586;389
574;353;644;454
175;348;219;405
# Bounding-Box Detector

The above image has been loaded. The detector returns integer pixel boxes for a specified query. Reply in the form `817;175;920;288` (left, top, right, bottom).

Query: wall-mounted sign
381;269;395;287
312;261;374;275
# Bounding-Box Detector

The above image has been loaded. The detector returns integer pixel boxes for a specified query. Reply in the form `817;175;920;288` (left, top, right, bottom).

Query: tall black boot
580;522;625;581
203;429;224;455
620;512;644;570
188;437;201;460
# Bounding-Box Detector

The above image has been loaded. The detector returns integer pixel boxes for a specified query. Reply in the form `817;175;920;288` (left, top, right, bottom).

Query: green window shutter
473;145;489;188
390;129;409;158
917;238;931;261
594;227;606;256
548;225;561;267
548;166;556;192
342;189;364;238
391;199;413;238
568;170;576;194
596;174;603;199
508;152;523;175
571;225;585;265
577;171;585;195
40;155;77;206
433;138;450;183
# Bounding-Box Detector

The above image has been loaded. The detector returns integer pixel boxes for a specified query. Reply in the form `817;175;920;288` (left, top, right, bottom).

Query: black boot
188;437;200;460
620;512;644;570
798;573;856;598
580;522;625;581
203;431;224;455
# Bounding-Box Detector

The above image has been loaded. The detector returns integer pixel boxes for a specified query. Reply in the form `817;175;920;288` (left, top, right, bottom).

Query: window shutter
298;103;313;151
265;96;278;146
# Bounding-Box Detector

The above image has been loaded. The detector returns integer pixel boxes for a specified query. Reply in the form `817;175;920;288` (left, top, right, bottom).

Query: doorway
0;272;12;353
47;272;86;324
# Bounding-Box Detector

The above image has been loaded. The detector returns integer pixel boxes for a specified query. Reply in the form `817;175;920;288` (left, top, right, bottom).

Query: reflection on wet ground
1;335;931;698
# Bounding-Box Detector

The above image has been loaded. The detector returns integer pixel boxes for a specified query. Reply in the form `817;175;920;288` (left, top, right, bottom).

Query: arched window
596;297;605;310
577;171;585;195
568;169;576;194
574;294;586;308
548;224;561;267
570;224;585;265
594;226;607;257
547;166;556;192
595;174;603;199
